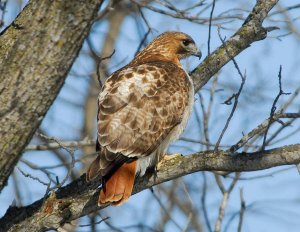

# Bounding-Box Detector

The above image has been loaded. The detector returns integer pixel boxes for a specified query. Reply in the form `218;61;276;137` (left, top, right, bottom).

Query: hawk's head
164;32;202;60
134;31;201;65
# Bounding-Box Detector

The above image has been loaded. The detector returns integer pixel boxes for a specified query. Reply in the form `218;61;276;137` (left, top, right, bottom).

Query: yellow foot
157;153;182;170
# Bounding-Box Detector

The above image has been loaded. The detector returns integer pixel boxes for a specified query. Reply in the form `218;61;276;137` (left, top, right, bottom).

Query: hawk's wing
95;62;190;177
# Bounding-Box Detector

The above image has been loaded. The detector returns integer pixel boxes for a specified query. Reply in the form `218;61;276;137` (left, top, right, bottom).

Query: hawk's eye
182;39;192;46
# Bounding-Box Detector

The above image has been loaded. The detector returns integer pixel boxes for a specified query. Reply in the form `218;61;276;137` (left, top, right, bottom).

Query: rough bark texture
0;0;103;192
1;144;300;231
191;0;279;92
0;0;283;231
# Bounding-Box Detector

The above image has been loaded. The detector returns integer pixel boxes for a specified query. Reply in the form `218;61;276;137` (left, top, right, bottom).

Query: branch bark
0;0;103;192
0;0;282;231
1;144;300;231
191;0;279;92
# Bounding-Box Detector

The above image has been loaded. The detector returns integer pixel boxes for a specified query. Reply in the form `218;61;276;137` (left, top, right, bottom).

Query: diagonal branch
1;144;300;231
191;0;279;92
0;0;281;231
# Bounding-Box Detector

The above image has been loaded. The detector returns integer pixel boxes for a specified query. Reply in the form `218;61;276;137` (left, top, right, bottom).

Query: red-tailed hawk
87;31;201;206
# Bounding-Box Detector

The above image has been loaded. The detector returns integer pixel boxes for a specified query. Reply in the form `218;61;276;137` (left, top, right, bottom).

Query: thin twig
179;136;230;148
214;173;240;232
199;93;211;146
26;138;96;151
214;174;226;194
138;6;153;31
265;117;295;145
201;172;213;232
95;0;116;20
237;188;246;232
229;112;300;153
150;187;183;231
270;3;300;16
207;0;216;55
215;27;246;151
38;133;76;192
135;29;151;56
99;213;123;232
96;49;116;88
17;167;50;187
227;166;292;181
261;65;290;150
0;0;8;28
131;0;243;25
178;180;203;231
215;191;229;232
20;159;57;184
79;216;109;227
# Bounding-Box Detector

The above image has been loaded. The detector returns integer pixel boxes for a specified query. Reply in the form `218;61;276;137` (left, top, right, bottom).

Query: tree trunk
0;0;103;192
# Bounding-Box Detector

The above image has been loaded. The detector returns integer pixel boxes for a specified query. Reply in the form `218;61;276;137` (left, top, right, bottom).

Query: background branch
191;0;279;92
1;144;300;231
1;0;296;231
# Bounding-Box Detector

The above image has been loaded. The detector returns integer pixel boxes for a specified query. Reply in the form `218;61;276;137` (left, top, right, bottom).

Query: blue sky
1;1;300;231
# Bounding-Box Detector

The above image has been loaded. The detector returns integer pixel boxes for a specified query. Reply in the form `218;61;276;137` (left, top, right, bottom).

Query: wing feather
96;62;190;177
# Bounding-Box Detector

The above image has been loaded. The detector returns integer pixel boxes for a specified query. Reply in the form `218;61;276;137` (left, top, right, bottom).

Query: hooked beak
192;49;202;60
188;44;202;60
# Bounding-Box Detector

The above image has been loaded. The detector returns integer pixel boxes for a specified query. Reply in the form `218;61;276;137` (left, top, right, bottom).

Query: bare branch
261;65;290;150
201;173;212;232
0;0;286;231
214;27;246;151
191;0;279;92
17;167;50;187
207;0;216;55
215;173;240;232
0;0;8;28
150;188;183;231
2;143;300;231
237;188;246;232
95;49;116;88
26;139;96;151
230;112;300;153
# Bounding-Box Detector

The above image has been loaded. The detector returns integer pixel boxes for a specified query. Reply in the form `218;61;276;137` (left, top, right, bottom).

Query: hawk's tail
99;160;137;206
86;148;137;206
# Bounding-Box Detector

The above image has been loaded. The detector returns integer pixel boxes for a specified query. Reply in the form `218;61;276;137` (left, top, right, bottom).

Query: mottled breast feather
97;62;191;176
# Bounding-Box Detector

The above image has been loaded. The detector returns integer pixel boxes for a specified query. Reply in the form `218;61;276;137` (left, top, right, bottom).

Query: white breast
166;70;194;143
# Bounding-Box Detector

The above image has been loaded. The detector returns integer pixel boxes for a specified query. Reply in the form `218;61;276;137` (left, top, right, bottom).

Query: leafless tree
1;0;300;231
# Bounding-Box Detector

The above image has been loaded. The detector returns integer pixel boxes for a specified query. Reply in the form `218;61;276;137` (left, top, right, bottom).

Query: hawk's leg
146;153;183;183
145;165;158;183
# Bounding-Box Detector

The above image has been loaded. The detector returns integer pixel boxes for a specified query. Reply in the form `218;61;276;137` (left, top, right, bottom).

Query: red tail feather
99;160;137;206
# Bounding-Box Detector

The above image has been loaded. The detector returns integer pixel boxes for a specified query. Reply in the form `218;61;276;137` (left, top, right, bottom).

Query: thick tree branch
0;0;282;231
1;144;300;231
0;0;103;192
191;0;279;92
